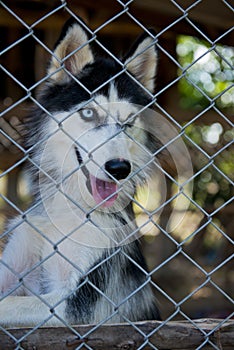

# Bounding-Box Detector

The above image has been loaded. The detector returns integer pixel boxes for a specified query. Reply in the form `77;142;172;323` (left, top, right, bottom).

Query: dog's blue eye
81;108;96;120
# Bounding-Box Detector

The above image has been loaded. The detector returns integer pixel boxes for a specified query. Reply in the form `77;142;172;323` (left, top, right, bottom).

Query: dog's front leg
0;291;68;327
0;220;42;295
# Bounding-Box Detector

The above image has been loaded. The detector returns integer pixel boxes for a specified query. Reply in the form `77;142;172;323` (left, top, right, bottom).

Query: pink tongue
90;175;118;207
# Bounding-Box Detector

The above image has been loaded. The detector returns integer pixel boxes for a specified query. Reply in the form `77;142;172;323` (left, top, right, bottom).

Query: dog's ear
124;30;157;93
48;20;94;83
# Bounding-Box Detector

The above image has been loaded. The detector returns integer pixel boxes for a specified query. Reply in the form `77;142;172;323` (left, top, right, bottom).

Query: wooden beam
1;1;233;45
133;0;234;30
0;319;233;350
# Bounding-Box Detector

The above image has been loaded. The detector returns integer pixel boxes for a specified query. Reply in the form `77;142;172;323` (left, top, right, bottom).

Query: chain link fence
0;0;233;349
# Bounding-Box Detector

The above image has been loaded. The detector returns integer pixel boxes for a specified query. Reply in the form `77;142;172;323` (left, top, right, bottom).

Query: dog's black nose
105;159;131;180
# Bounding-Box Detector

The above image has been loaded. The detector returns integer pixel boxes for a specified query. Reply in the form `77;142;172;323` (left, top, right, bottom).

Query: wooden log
0;319;233;350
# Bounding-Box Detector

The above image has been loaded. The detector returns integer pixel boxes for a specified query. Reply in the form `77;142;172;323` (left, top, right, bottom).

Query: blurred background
0;0;233;321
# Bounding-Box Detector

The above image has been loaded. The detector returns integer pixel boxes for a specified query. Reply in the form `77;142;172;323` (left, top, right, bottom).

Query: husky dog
0;20;161;326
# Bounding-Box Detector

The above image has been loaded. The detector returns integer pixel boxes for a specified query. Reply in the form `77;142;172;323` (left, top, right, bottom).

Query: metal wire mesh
0;0;233;349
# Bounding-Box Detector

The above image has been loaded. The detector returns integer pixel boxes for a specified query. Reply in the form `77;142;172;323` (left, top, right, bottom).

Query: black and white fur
0;20;161;326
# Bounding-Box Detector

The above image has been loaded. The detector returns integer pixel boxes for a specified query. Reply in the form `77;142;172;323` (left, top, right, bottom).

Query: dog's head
32;20;159;212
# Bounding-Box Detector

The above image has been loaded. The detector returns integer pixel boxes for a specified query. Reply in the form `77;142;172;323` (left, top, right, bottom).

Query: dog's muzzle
104;158;131;180
75;147;131;207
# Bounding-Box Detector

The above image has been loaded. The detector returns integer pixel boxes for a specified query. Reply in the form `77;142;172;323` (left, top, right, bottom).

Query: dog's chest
39;234;102;294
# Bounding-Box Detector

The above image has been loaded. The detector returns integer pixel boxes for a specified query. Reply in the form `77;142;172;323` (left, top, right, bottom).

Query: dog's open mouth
75;147;118;207
89;175;118;207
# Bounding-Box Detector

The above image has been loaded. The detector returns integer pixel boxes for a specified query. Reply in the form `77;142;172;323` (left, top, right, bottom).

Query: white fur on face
37;87;151;222
43;85;147;181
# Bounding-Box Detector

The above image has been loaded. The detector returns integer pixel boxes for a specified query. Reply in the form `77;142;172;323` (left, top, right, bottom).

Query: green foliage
177;35;234;111
176;36;233;210
184;123;233;209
